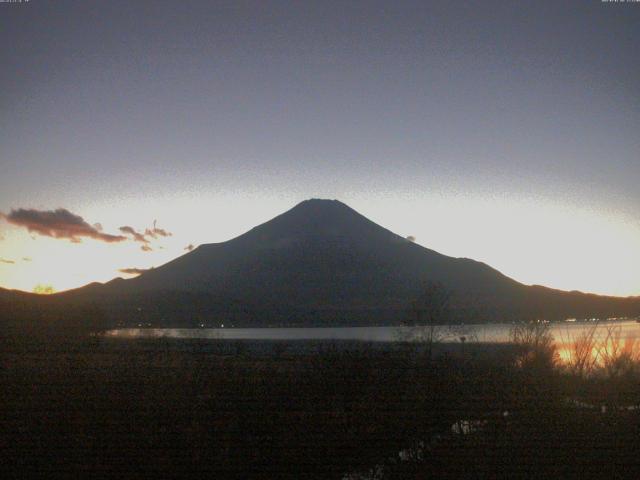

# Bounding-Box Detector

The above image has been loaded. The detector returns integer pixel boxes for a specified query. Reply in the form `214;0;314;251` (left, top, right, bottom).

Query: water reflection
107;319;640;356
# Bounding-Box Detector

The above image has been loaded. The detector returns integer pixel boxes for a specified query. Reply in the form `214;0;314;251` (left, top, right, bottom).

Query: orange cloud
120;221;172;247
145;220;172;239
3;208;127;243
119;225;149;244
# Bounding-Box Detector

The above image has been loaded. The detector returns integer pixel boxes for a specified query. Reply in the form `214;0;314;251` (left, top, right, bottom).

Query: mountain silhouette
119;199;517;296
2;199;639;327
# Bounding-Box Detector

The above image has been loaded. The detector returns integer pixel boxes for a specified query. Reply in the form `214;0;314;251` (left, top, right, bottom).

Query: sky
0;0;639;296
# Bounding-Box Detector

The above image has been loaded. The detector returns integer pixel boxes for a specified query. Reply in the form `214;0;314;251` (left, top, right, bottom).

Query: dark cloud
184;244;195;252
118;267;149;276
119;225;149;244
3;208;127;243
4;208;173;252
0;257;15;264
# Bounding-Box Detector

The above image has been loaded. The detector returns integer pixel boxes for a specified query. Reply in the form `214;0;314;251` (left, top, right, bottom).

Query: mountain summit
228;198;402;248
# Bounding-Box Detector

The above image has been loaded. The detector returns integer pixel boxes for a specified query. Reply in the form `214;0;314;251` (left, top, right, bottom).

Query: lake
106;319;640;344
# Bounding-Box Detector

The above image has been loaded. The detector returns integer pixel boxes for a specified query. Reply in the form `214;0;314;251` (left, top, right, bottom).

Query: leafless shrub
399;282;475;360
597;325;640;379
558;324;640;379
509;321;558;370
558;323;600;378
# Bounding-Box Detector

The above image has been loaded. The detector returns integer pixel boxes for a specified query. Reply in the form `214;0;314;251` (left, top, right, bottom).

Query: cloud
3;208;127;243
184;243;195;252
118;267;149;276
120;221;172;248
22;257;32;262
406;235;416;242
0;257;15;264
145;220;172;239
119;225;149;244
4;208;174;251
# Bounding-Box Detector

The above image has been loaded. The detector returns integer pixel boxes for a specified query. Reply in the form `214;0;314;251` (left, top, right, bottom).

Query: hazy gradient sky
1;0;639;296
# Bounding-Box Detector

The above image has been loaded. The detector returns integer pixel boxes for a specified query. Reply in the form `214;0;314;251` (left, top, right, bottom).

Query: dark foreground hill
2;199;639;328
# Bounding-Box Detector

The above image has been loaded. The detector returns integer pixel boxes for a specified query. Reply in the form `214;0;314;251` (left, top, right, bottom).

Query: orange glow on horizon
32;284;55;295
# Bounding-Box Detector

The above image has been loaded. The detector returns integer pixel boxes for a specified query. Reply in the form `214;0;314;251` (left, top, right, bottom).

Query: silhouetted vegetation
400;282;473;360
0;295;109;350
2;321;640;478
